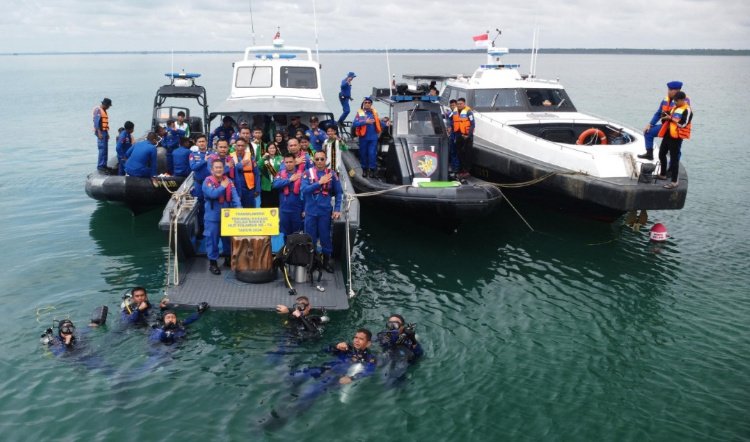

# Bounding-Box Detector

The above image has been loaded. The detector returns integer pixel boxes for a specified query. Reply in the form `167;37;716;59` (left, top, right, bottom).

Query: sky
2;0;749;53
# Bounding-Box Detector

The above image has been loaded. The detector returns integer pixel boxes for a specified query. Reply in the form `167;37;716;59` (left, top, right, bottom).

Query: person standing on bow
639;81;690;160
656;91;692;189
301;151;342;273
93;98;112;171
451;98;475;177
338;72;356;125
352;97;382;178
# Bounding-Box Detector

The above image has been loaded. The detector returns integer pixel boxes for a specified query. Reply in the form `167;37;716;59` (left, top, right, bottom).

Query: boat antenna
170;48;174;79
491;28;502;47
313;0;320;64
385;45;394;96
530;25;540;78
249;0;256;45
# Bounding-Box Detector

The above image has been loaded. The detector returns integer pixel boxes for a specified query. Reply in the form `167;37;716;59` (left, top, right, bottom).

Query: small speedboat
84;71;209;212
340;91;503;225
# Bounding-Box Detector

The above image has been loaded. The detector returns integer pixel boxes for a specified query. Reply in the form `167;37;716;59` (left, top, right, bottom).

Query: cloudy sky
3;0;749;53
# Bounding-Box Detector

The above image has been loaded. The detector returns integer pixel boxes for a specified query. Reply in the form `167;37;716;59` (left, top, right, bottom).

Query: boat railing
243;45;313;62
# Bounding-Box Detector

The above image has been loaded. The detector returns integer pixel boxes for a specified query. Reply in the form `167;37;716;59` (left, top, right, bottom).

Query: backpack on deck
276;233;314;269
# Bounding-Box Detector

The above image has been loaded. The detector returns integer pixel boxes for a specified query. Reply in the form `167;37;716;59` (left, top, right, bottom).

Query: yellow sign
220;208;280;236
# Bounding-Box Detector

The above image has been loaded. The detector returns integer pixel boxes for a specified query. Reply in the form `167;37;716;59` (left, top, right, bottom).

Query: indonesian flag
473;33;489;47
274;30;281;40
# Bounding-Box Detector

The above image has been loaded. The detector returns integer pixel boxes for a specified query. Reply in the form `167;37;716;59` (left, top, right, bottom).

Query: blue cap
363;96;373;103
666;81;683;90
347;71;357;78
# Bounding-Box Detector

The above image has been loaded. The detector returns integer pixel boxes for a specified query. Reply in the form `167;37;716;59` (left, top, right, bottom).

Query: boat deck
165;257;351;311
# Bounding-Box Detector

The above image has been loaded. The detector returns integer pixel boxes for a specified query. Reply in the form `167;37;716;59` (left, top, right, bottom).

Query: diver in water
40;307;113;374
149;302;209;345
120;286;167;326
275;296;328;340
377;314;423;363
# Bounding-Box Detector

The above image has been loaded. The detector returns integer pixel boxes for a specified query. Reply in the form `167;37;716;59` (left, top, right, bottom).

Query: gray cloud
2;0;749;52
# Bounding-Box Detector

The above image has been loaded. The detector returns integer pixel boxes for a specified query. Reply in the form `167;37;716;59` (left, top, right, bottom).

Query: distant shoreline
2;48;748;56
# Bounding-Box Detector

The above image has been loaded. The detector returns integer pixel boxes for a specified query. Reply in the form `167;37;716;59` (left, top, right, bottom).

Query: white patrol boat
439;40;687;222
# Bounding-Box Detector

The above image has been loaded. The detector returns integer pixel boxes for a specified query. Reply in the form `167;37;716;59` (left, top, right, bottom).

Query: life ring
576;128;608;145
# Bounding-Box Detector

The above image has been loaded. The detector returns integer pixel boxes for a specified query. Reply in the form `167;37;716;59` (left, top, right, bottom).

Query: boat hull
85;170;185;212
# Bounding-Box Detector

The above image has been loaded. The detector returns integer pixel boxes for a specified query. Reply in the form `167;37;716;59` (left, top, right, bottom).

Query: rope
478;170;587;189
498;189;534;232
349;184;414;198
154;175;179;195
344;194;355;298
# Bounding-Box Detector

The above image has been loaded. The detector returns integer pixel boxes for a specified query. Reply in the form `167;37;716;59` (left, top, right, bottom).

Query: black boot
637;151;654;160
370;169;377;179
209;260;221;275
323;254;334;273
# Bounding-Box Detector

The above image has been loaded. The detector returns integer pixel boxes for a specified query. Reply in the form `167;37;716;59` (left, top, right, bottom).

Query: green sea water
0;52;748;441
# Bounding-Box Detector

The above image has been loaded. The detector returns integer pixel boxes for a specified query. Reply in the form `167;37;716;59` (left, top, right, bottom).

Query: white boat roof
212;96;332;116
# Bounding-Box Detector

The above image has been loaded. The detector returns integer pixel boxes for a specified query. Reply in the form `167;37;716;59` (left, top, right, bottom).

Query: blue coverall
115;130;132;176
272;169;305;235
162;127;184;174
189;150;212;231
353;110;381;171
305;128;327;152
93;107;109;169
148;312;201;345
338;78;353;124
202;176;241;261
301;168;342;256
121;301;153;326
124;140;157;177
210;126;235;148
172;146;192;177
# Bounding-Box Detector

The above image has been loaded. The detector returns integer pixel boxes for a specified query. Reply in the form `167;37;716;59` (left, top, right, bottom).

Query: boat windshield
280;67;317;89
396;108;443;136
524;88;576;111
470;88;576;112
235;66;273;88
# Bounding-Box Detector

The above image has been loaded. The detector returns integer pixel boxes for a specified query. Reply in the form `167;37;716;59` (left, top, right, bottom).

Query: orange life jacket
657;104;692;140
355;108;382;137
99;107;109;131
452;107;473;135
230;150;255;189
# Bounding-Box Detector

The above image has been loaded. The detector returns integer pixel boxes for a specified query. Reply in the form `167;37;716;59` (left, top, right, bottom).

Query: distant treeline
3;48;748;56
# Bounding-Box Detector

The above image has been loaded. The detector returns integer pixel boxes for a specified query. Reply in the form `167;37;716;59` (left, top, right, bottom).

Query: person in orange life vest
189;134;212;235
272;153;305;235
451;97;475;177
639;81;691;160
352;97;381;178
250;126;267;160
656;91;692;189
230;138;261;208
94;98;112;171
202;158;241;275
124;132;159;178
301;150;343;273
115;121;135;176
172;136;193;177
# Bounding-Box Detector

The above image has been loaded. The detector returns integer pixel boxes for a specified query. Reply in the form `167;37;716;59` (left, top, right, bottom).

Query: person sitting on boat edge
150;302;209;345
115;121;135;176
189;134;212;236
305;116;327;153
230;138;261;208
93;97;112;171
639;81;691;161
272;153;305;236
124;132;159;178
451;97;475;178
175;110;190;137
203;157;242;275
260;143;283;208
338;71;356;125
210;115;236;149
377;314;423;363
656;91;692;189
301;150;342;274
172;136;193;177
353;96;382;178
323;126;348;171
275;296;327;339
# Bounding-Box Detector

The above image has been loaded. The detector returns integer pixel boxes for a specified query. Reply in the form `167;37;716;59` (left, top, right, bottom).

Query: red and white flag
473;33;489;47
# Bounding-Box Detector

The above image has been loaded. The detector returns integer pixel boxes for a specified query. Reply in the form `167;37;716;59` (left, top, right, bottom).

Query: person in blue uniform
230;138;261;208
210;116;236;148
124;133;159;177
639;81;690;160
172;137;192;177
301;150;343;273
115;121;134;176
162;119;185;175
149;302;209;345
93;98;112;171
304;116;327;152
352;97;382;178
189;135;212;235
338;72;356;125
120;286;164;326
451;97;475;177
203;158;241;275
273;153;305;235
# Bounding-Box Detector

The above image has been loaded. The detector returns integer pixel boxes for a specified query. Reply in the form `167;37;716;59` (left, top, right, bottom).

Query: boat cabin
151;72;209;134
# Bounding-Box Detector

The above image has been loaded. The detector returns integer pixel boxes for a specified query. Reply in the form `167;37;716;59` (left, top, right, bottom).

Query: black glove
197;302;209;314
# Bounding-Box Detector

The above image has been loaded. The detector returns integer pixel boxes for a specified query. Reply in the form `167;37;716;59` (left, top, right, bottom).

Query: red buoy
650;223;668;242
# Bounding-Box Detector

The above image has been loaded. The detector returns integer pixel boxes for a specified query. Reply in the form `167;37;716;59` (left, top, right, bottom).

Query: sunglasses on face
314;158;326;162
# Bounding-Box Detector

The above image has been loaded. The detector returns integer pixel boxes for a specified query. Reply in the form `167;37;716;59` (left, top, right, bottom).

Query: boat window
471;89;526;111
280;67;318;89
525;88;576;111
396;109;442;136
235;66;273;88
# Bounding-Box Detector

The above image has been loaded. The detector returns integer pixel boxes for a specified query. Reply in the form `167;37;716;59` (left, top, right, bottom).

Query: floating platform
165;257;351;311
